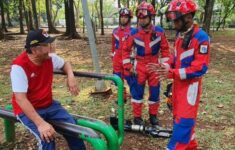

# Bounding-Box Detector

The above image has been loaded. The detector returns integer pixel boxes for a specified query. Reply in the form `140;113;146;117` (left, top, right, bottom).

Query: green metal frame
2;73;125;150
4;105;15;142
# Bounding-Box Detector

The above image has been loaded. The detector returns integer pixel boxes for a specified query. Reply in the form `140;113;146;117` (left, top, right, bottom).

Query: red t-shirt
11;52;53;115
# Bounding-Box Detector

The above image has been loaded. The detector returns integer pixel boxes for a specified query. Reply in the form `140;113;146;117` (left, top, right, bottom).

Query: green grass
212;29;235;37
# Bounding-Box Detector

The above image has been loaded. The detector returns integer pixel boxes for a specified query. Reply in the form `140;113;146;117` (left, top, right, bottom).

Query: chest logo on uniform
200;45;208;54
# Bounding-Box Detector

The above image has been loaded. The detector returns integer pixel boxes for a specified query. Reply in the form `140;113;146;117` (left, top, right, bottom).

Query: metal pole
4;104;15;142
81;0;106;91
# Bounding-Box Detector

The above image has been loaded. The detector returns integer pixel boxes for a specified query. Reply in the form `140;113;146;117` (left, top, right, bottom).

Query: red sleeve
169;41;210;80
159;32;172;68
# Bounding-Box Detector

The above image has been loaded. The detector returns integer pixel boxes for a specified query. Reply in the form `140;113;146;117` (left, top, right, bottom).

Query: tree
216;0;235;31
118;0;121;8
19;0;25;34
31;0;39;29
0;0;8;32
100;0;104;35
157;0;170;27
0;29;4;40
52;0;63;26
64;0;81;38
203;0;215;34
25;0;34;30
152;0;156;25
74;0;81;28
45;0;59;33
6;7;13;27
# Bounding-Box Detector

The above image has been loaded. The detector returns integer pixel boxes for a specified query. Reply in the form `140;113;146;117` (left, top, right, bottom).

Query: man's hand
147;63;170;81
67;75;79;96
37;121;56;143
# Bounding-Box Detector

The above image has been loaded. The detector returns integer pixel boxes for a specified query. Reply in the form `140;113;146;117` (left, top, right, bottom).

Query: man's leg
17;113;55;150
167;118;196;150
47;101;86;150
131;63;146;125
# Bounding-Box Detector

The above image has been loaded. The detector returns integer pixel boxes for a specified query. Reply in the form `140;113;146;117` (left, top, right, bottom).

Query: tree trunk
203;0;215;34
45;0;59;33
0;29;4;40
52;9;60;26
31;0;39;29
94;1;101;29
0;0;8;32
216;3;235;31
151;0;156;25
25;0;34;30
23;0;30;31
127;0;129;8
100;0;104;35
64;0;80;38
64;0;70;35
160;15;163;27
6;9;13;27
118;0;121;8
74;0;80;28
28;7;34;30
19;0;25;34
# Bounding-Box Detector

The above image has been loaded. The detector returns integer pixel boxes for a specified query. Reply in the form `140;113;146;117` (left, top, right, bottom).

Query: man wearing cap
111;7;137;103
122;1;171;126
10;29;86;150
147;0;210;149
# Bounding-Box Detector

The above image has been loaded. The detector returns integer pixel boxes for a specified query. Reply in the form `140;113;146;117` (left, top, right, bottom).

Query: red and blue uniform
111;26;137;101
123;25;170;117
111;26;137;78
167;25;210;150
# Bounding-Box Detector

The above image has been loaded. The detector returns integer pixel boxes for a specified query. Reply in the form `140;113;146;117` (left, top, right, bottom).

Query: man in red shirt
10;29;85;150
147;0;210;149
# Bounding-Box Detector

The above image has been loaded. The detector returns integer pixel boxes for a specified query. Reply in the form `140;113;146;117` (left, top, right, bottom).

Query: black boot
133;117;144;125
149;114;159;126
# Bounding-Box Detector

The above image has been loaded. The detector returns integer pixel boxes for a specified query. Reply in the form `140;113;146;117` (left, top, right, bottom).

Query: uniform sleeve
169;41;210;80
122;35;134;70
49;53;65;71
10;65;28;93
111;33;115;58
159;32;172;68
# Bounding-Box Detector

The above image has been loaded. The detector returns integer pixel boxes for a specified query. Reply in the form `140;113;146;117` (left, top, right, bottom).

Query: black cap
25;29;56;49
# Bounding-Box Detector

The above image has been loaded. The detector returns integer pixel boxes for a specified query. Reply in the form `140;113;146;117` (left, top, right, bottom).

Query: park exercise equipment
0;71;125;150
0;106;106;150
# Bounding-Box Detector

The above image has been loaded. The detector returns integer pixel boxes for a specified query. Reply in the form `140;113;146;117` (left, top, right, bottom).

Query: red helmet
136;1;156;18
119;8;133;18
166;0;198;21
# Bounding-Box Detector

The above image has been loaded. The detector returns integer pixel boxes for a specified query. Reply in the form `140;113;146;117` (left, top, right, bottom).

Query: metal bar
3;105;15;142
104;75;124;146
77;119;119;150
0;108;107;149
54;71;108;79
81;0;106;91
54;71;125;147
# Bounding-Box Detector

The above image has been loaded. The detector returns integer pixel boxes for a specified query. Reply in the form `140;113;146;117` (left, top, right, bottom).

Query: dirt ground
0;28;235;150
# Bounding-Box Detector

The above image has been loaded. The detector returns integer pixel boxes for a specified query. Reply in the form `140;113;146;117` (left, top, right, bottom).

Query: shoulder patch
200;45;208;54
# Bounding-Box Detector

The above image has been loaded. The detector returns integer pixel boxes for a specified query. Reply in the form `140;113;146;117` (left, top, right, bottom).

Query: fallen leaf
217;104;224;108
